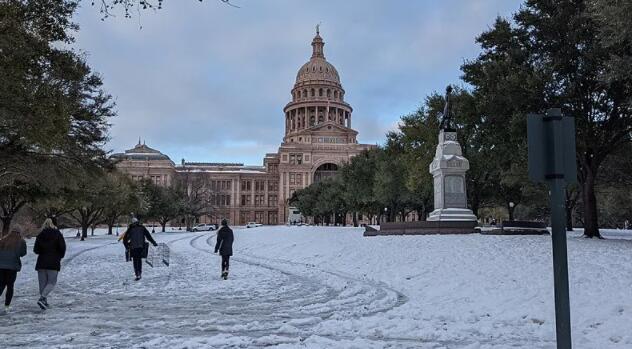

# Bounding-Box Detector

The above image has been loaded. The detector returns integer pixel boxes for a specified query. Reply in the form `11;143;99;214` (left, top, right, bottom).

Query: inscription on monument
447;159;462;168
444;175;466;208
444;132;457;141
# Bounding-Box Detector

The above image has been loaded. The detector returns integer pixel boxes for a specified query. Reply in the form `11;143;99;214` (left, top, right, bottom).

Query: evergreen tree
0;0;114;233
463;1;632;237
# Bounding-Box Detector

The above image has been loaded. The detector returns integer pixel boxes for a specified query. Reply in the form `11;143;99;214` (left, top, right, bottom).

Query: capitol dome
283;28;354;140
294;31;341;87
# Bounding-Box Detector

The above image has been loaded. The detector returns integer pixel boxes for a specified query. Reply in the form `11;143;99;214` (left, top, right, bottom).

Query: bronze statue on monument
439;85;455;131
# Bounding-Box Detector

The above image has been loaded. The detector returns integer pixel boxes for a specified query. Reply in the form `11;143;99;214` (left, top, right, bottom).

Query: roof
111;142;172;161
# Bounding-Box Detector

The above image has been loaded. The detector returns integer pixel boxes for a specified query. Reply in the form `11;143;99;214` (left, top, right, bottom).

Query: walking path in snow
1;226;631;348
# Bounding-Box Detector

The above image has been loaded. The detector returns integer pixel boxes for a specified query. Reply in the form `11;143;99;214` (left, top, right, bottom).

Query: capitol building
112;30;374;225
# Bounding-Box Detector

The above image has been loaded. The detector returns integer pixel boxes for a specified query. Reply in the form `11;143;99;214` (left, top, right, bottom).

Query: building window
268;212;278;225
241;180;251;191
240;211;249;225
311;88;315;97
268;195;277;207
255;211;264;223
255;180;265;192
289;153;303;165
269;181;279;191
255;195;265;206
289;173;303;185
241;195;252;206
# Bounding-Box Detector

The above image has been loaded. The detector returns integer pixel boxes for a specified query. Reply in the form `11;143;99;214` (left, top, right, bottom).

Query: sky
73;0;523;165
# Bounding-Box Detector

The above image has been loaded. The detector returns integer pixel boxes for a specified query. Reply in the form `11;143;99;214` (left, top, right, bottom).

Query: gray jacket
0;240;27;271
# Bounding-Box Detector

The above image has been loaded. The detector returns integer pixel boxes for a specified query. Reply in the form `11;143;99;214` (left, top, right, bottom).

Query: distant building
112;29;374;225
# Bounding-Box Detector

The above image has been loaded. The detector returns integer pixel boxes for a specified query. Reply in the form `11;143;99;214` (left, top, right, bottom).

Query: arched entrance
313;163;339;183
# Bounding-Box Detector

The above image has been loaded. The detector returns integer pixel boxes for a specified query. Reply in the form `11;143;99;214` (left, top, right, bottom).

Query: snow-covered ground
1;226;631;348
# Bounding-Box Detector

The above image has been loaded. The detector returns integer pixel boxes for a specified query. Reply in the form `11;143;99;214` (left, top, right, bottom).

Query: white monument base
428;208;477;222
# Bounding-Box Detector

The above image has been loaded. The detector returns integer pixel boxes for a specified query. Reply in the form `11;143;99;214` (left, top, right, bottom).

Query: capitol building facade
112;30;374;225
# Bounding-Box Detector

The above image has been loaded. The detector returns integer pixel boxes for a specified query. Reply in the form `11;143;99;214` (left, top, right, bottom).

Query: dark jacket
123;223;157;250
34;228;66;271
0;240;27;271
214;226;234;256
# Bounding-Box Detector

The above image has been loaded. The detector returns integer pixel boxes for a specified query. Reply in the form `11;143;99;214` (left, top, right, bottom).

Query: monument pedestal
427;129;477;222
427;208;477;221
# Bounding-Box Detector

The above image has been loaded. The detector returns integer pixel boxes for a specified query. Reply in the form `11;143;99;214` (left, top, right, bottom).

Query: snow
1;226;631;348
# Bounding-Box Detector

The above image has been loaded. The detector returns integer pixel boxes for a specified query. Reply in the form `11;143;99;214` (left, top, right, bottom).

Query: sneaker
134;275;141;281
42;298;50;309
37;299;46;310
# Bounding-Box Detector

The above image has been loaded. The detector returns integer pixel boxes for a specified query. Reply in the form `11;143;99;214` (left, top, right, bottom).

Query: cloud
73;0;522;165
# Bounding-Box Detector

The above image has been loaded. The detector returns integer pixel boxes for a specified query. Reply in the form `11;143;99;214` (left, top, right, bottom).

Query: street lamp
383;207;388;223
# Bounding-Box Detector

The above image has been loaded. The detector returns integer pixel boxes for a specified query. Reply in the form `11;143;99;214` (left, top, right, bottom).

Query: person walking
214;219;234;280
122;218;157;281
33;218;66;310
0;228;27;314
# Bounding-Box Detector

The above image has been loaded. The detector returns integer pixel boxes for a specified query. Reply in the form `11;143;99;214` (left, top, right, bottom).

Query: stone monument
364;85;478;236
428;86;477;221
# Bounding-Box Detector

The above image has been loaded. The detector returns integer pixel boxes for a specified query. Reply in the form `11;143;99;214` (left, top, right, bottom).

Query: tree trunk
352;212;358;227
565;198;574;232
582;170;601;238
564;188;578;231
81;224;89;241
470;195;480;217
1;216;12;236
161;222;166;232
108;224;113;235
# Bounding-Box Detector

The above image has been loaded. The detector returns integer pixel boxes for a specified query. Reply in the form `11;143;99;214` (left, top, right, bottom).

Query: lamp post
509;202;515;221
384;207;388;223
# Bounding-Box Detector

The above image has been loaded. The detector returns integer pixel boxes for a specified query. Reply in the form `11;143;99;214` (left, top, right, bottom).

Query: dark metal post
550;179;572;349
529;109;575;348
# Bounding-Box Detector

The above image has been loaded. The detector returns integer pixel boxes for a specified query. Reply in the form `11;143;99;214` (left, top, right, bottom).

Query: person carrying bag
122;218;157;281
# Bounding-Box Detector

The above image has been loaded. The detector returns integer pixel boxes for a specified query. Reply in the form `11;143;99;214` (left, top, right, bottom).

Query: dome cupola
295;27;341;86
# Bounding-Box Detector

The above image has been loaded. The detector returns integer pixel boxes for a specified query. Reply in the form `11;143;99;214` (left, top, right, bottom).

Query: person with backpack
214;219;234;280
122;218;158;281
0;228;27;314
33;218;66;310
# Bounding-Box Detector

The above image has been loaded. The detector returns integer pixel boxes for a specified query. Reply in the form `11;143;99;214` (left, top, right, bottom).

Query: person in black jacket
123;218;158;281
33;218;66;310
214;219;234;280
0;228;27;313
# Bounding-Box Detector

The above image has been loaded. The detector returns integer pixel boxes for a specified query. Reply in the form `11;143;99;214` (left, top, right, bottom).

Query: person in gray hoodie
0;228;27;313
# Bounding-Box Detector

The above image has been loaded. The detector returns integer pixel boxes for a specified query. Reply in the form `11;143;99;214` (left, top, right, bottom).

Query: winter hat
131;217;139;224
221;219;228;226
